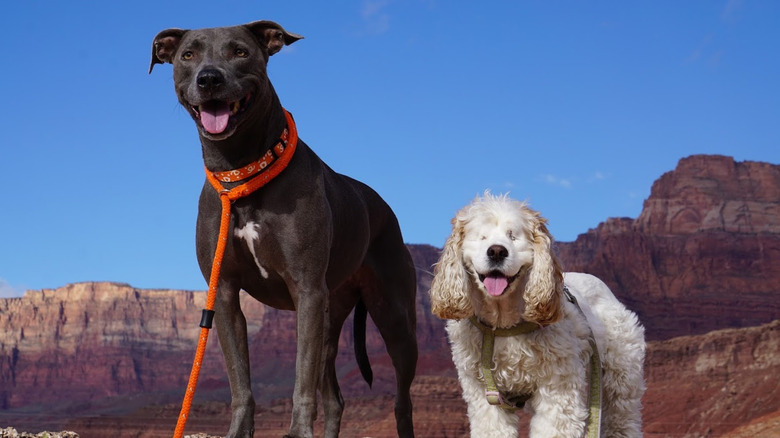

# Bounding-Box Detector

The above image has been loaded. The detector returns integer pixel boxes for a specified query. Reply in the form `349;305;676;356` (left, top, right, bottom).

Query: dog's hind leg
362;238;418;437
599;331;645;438
383;322;417;438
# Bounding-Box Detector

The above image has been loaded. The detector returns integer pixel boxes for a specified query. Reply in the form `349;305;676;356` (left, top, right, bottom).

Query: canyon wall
556;155;780;339
1;155;779;436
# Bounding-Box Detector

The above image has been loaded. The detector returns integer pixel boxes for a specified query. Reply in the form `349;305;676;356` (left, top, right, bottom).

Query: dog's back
565;272;646;437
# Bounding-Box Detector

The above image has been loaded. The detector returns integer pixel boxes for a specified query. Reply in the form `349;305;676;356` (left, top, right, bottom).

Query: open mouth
478;271;519;297
189;94;252;135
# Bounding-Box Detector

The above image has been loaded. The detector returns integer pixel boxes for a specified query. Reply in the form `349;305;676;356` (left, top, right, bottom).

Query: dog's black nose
196;68;225;90
487;245;509;263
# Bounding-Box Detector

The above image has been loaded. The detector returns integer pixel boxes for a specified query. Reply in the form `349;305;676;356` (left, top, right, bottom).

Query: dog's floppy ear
429;216;474;320
149;28;188;74
522;215;564;326
244;20;304;57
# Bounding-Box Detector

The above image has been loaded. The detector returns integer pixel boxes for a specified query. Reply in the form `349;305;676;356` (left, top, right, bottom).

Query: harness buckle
485;390;504;406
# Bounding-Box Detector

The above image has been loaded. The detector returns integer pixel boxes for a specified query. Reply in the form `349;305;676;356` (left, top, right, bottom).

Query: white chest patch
234;221;269;279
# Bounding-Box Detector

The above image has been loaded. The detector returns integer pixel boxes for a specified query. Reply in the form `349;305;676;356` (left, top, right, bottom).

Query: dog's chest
490;337;538;388
451;322;539;395
233;221;270;279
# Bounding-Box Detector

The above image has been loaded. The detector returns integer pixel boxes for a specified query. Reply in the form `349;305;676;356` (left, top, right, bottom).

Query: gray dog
150;20;417;438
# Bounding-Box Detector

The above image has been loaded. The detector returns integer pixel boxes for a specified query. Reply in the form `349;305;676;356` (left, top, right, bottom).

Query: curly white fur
430;192;645;438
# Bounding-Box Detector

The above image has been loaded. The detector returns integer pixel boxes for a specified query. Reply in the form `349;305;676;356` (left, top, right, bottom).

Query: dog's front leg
285;283;328;438
527;382;589;438
458;373;519;438
214;280;255;438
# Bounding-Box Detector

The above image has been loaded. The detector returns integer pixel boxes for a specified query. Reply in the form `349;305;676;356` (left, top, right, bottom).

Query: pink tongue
484;275;508;297
200;101;230;134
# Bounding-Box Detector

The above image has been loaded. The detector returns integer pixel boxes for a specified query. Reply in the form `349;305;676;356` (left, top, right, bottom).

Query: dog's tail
353;298;373;388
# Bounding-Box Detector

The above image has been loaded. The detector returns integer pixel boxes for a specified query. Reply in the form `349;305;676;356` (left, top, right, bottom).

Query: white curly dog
430;192;645;438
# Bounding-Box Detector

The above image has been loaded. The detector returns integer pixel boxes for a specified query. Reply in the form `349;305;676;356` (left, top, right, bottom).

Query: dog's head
149;21;302;140
430;192;563;328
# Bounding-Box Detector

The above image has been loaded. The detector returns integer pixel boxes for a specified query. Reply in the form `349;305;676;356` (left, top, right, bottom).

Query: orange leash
173;109;298;438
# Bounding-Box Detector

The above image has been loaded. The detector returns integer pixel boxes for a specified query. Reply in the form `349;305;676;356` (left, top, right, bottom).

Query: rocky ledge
0;429;218;438
0;429;79;438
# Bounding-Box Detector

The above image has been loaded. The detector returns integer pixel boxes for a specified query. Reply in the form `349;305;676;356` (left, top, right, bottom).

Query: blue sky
1;1;778;296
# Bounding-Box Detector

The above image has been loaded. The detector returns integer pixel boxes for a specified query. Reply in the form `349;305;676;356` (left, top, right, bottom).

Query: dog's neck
199;90;288;174
469;278;530;329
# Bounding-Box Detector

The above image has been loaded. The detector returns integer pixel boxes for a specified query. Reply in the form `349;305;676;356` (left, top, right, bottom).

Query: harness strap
469;316;539;411
564;288;603;438
470;287;604;438
172;109;298;438
586;337;603;438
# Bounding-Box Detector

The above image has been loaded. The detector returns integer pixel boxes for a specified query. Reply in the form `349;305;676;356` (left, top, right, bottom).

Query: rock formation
0;246;444;426
1;155;779;437
556;155;780;340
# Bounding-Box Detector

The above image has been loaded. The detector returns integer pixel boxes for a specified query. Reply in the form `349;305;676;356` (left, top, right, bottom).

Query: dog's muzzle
190;94;252;135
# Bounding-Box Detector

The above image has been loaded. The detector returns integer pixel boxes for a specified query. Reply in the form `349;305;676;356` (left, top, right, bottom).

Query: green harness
469;287;603;438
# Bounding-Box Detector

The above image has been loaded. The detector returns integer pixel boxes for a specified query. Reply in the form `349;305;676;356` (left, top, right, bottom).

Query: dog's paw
224;432;253;438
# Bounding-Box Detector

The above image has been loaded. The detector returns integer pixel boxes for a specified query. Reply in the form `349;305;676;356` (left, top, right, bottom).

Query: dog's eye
508;231;517;241
235;48;249;58
181;51;194;60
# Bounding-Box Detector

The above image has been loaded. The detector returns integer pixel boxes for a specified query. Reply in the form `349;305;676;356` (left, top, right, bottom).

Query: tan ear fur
522;214;564;326
429;217;473;320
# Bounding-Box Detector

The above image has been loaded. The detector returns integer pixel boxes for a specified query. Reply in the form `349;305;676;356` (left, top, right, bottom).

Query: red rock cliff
2;155;779;436
0;245;444;415
556;155;780;340
0;282;272;413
